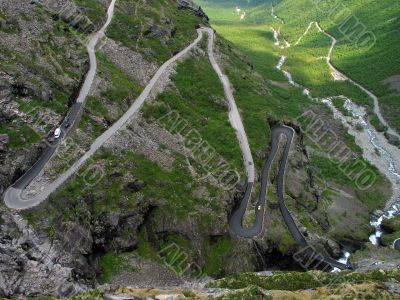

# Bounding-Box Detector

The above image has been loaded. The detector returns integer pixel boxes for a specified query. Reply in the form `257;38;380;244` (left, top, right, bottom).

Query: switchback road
229;126;350;270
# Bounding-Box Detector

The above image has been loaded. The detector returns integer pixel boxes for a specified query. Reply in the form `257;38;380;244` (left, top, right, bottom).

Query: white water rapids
276;54;400;247
272;15;400;266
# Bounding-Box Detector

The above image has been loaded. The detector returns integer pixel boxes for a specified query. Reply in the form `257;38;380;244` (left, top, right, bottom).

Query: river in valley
272;23;400;265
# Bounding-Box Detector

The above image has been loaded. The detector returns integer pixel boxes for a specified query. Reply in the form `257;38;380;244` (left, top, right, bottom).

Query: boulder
324;239;341;258
0;134;9;152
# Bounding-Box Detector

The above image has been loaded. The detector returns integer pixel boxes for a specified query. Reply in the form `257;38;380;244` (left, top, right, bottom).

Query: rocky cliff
0;0;398;298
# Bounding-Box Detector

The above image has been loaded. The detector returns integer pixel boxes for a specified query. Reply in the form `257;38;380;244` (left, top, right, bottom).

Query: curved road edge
314;22;399;140
4;0;119;207
204;28;255;183
229;125;350;270
4;28;205;210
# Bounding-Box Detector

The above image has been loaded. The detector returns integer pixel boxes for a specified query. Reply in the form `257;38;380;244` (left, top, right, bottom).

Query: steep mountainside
276;0;400;135
199;0;396;246
1;0;400;299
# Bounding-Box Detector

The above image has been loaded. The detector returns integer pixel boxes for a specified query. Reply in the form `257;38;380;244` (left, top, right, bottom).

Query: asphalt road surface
3;0;118;209
4;22;351;270
394;238;400;250
229;126;350;270
4;28;205;209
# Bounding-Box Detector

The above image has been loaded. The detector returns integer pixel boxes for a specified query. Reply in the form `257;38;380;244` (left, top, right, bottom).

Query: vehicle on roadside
64;117;71;128
54;128;61;139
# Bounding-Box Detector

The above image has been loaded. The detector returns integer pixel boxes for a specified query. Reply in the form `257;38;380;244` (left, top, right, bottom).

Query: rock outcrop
0;209;89;297
176;0;209;23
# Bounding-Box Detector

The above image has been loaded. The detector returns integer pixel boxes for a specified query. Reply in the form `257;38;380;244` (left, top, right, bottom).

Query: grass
77;52;142;140
196;0;392;246
203;238;232;276
215;35;315;168
74;0;107;27
136;227;160;260
142;53;244;175
195;2;283;82
198;0;400;133
107;0;205;63
275;0;400;133
52;51;144;174
0;122;41;149
280;22;374;108
310;154;387;211
136;228;236;278
19;6;241;280
215;285;271;300
22;146;226;236
208;269;400;291
16;90;70;115
97;251;136;283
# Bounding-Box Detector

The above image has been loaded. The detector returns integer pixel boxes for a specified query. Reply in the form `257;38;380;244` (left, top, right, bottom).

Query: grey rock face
324;239;341;258
0;0;89;196
0;210;89;297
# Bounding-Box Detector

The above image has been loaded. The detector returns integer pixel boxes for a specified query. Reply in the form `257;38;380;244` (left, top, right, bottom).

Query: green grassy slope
199;0;400;134
195;0;392;246
197;0;281;80
22;38;250;279
276;0;400;132
107;0;205;63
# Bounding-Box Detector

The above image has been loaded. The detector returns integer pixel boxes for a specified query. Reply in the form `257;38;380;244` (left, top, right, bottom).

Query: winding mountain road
228;126;350;270
3;0;118;209
4;17;348;270
229;127;292;239
204;28;255;183
5;27;254;210
314;22;400;140
4;27;206;210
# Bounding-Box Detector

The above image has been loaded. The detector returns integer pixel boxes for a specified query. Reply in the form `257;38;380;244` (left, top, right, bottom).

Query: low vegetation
108;0;205;63
276;0;400;133
208;269;400;291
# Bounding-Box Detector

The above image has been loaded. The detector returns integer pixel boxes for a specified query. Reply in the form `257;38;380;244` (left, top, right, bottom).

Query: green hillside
196;0;393;247
1;1;399;296
198;0;400;134
276;0;400;133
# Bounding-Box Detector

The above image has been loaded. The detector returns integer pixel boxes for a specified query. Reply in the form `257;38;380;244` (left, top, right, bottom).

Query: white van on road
54;128;61;139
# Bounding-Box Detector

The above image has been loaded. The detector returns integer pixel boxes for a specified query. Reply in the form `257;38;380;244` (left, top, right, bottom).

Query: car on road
64;117;71;128
54;128;61;139
257;205;262;211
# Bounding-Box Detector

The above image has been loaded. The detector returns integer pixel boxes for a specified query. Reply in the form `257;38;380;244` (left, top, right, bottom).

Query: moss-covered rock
381;216;400;233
